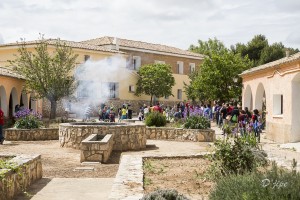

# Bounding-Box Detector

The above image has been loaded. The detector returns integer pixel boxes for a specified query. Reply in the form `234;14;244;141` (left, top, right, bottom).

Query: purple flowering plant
14;108;42;129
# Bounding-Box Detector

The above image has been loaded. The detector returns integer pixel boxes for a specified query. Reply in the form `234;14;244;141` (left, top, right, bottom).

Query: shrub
145;112;167;127
142;189;190;200
210;162;300;200
183;115;210;129
208;134;267;178
14;109;42;129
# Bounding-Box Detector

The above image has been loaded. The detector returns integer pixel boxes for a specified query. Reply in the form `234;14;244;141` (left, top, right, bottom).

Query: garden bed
143;157;214;199
0;154;42;200
4;128;59;141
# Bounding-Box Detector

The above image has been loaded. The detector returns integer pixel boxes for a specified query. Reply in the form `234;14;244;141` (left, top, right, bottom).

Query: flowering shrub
14;109;42;129
183;106;203;119
183;115;210;129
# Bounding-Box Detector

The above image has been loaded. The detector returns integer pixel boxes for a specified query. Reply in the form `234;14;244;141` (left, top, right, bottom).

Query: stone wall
59;123;147;151
4;128;59;141
80;134;114;163
0;154;42;200
146;127;215;142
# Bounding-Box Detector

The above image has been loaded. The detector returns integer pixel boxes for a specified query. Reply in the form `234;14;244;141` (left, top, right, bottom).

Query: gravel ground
0;140;120;178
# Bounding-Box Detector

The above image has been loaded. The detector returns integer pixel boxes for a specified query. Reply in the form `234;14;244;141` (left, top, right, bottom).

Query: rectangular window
108;82;119;98
133;56;141;70
154;60;166;64
165;95;169;99
84;55;90;61
273;94;283;115
189;63;195;73
177;89;182;100
177;61;183;74
129;85;135;93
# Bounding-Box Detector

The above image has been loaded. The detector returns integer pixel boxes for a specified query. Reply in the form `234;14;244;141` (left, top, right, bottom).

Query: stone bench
80;134;114;163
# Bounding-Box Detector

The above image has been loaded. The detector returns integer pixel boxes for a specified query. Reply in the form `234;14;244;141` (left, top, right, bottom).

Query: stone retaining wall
0;154;42;200
59;123;147;151
4;128;59;141
146;127;215;142
80;134;114;163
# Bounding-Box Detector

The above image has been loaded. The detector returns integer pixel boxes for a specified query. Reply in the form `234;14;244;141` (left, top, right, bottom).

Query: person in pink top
153;102;163;113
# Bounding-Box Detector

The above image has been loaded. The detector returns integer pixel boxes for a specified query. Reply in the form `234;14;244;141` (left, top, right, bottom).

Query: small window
273;94;283;115
129;85;135;93
84;55;90;61
154;60;165;64
133;56;141;70
177;89;182;100
164;95;169;99
189;63;195;73
177;61;183;74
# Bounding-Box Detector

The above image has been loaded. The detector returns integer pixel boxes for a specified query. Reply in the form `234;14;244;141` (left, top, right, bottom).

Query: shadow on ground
15;178;52;200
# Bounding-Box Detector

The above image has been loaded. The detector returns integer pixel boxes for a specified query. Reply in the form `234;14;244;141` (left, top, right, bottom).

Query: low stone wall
4;128;59;141
59;123;147;151
80;134;114;163
146;127;215;142
0;154;42;200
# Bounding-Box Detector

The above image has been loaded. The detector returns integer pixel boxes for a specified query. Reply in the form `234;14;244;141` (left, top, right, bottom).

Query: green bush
210;162;300;200
183;116;210;129
145;112;167;127
14;115;42;129
142;189;190;200
208;134;267;178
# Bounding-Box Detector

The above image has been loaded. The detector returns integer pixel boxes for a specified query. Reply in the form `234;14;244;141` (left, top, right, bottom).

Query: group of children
214;102;263;141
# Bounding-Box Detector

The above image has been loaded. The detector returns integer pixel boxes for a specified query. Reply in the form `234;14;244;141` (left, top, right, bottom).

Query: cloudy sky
0;0;299;50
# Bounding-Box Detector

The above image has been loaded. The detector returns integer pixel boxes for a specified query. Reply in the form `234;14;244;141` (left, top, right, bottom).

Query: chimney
112;37;119;51
285;49;290;57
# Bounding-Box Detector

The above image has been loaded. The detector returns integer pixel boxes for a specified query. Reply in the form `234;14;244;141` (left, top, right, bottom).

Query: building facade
241;52;300;143
0;37;204;118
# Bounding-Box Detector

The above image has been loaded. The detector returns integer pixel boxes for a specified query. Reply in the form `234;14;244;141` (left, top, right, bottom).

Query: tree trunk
150;95;153;106
50;100;57;119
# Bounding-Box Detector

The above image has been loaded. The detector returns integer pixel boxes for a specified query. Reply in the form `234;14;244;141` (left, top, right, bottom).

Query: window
108;82;119;98
154;60;166;64
177;61;183;74
84;55;90;61
189;63;195;73
129;85;135;93
133;56;141;70
273;94;283;115
177;89;182;100
165;95;169;99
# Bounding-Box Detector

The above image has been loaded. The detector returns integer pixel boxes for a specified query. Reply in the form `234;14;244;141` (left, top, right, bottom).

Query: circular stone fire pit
59;122;146;151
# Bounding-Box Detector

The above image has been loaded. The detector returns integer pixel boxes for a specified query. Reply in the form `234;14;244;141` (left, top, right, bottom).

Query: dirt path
0;140;119;178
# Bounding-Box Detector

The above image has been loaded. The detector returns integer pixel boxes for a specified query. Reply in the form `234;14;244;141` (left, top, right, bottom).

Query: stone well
59;122;147;151
80;134;114;163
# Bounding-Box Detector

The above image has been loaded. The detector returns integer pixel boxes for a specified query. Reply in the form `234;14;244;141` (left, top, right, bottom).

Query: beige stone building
241;52;300;143
0;37;204;117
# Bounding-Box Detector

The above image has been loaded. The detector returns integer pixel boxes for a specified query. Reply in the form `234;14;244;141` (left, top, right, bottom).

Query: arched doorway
255;83;266;112
0;86;8;116
20;92;28;109
291;73;300;141
29;93;37;112
9;88;18;118
244;85;253;111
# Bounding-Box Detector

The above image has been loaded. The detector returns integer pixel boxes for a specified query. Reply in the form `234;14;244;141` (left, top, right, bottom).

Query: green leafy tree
135;63;175;105
9;36;78;119
188;38;251;102
231;34;299;67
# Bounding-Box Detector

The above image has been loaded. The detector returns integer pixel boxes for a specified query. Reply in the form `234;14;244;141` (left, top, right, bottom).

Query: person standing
0;108;5;144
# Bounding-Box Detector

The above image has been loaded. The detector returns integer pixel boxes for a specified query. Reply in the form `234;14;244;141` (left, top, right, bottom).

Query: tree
9;37;78;119
189;37;227;57
188;38;252;102
135;63;175;105
231;34;299;67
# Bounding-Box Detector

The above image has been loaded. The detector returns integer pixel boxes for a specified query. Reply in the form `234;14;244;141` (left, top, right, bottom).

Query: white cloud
0;0;299;49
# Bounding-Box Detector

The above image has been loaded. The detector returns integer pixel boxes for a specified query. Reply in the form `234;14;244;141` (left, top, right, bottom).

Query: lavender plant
14;109;42;129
